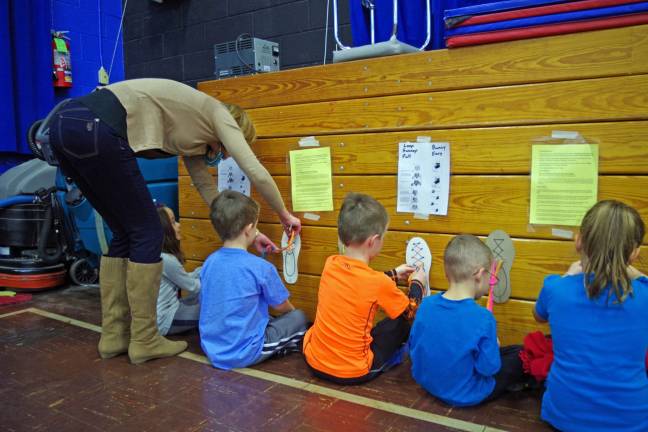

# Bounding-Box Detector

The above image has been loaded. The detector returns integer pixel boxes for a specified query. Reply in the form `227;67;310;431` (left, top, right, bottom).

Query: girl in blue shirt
534;200;648;432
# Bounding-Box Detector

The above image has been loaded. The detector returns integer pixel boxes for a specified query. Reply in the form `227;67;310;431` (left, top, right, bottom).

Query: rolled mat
446;1;648;36
444;0;567;21
447;0;646;28
446;13;648;48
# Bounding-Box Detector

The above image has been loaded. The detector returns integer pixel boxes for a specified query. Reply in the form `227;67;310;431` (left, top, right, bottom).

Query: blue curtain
0;0;54;155
350;0;433;49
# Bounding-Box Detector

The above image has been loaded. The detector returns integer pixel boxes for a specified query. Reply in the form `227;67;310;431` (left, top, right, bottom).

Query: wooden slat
185;259;547;346
198;25;648;109
182;221;648;301
179;175;648;241
246;75;648;137
179;121;648;176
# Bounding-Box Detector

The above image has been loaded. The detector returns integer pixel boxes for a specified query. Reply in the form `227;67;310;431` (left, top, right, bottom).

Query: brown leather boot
126;260;187;364
97;256;130;359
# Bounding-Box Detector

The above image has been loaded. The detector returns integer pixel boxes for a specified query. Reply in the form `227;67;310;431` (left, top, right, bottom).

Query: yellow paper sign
289;147;333;212
530;144;599;226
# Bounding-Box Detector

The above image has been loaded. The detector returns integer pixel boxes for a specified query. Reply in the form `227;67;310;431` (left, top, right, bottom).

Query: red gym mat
0;293;32;306
446;13;648;48
450;0;646;28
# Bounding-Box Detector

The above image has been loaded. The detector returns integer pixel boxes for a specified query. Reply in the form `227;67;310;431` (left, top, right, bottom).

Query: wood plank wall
182;25;648;345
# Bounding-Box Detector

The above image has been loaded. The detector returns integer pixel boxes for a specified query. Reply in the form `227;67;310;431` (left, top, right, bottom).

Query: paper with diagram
217;157;251;196
397;142;450;216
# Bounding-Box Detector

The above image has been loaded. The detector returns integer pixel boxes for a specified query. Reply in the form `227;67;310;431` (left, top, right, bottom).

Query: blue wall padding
446;1;648;36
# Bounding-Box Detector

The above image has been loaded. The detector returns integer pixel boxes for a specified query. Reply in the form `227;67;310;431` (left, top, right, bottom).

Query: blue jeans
49;100;162;263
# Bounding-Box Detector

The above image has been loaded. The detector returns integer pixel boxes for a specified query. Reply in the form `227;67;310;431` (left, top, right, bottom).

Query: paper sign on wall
289;147;334;212
397;142;450;216
530;144;598;226
217;157;251;196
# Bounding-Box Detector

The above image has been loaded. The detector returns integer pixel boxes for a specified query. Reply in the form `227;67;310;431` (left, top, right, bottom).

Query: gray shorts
253;309;307;364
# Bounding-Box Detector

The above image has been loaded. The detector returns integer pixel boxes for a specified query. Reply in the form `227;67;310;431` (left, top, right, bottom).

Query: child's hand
410;266;427;285
564;260;583;276
395;264;415;282
253;232;278;254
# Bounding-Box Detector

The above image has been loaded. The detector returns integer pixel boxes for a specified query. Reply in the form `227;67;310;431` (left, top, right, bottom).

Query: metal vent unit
214;37;280;79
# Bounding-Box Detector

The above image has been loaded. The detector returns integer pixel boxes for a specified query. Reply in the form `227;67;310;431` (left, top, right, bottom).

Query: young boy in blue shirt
409;234;527;406
199;190;307;370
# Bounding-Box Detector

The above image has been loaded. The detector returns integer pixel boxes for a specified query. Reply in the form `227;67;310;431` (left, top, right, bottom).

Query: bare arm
183;155;218;206
272;299;296;315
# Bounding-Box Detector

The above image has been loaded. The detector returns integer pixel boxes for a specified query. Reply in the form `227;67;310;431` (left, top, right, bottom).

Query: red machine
52;32;72;88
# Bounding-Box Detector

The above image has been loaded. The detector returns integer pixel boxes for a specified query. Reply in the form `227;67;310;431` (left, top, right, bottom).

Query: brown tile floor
0;285;553;431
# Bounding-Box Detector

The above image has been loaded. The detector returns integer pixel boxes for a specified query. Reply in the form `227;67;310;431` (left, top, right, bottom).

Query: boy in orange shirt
303;192;426;384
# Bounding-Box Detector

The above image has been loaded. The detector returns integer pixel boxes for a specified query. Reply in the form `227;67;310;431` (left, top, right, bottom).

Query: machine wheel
27;120;46;160
69;258;99;286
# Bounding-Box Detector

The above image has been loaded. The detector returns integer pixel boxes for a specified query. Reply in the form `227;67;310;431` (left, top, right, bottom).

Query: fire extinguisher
52;31;72;88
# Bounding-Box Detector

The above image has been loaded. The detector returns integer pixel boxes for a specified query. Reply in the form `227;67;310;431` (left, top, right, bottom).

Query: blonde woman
40;78;300;364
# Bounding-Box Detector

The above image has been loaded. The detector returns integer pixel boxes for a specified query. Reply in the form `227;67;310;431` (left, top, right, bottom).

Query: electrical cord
235;33;259;74
108;0;129;80
323;0;330;64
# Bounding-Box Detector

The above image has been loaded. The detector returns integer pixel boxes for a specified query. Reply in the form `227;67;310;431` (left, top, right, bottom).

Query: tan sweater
106;78;285;212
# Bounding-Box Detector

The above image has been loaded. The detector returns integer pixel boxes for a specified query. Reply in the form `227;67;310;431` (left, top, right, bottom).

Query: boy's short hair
444;235;493;283
210;190;259;241
338;193;389;246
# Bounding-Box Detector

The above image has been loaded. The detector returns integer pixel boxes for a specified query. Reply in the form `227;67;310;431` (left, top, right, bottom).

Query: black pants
49;100;162;263
483;344;527;402
309;315;411;385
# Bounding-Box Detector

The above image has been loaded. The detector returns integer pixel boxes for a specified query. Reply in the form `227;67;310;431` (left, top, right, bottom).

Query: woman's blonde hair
225;103;257;145
580;200;644;303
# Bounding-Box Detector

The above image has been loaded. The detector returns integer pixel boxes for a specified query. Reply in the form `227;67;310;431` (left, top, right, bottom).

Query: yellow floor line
2;307;507;432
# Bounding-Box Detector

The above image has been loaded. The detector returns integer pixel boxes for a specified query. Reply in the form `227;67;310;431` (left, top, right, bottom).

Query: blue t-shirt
199;248;289;370
409;293;501;406
535;274;648;432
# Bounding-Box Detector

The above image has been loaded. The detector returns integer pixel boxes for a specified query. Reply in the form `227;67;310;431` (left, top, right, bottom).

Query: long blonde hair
224;103;257;145
579;200;644;303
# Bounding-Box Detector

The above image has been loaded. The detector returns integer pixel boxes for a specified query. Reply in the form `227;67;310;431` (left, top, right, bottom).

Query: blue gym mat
446;1;648;36
444;0;570;20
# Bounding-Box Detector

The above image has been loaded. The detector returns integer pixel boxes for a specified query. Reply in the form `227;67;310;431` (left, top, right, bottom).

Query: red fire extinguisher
52;31;72;88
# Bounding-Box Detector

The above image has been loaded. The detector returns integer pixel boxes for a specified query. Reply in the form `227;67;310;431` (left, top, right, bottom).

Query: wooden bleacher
180;25;648;346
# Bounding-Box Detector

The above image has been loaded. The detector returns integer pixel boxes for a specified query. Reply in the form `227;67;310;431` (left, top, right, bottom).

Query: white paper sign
217;157;251;196
397;142;450;216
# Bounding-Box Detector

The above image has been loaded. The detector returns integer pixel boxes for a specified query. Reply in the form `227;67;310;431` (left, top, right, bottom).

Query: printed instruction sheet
289;147;334;212
530;144;599;226
397;142;450;216
217;157;251;196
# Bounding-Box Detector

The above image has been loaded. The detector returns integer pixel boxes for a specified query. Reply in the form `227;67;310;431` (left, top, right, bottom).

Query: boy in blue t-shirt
199;190;306;370
409;234;528;406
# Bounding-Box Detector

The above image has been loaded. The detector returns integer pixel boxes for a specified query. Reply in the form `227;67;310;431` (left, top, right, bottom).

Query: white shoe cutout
485;230;515;304
282;232;300;284
406;236;432;296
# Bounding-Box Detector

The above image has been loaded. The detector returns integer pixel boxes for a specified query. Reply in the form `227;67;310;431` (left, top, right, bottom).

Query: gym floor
0;286;551;432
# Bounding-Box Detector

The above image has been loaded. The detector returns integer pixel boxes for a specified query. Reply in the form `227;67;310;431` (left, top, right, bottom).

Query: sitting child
199;190;307;370
533;200;648;432
156;204;201;336
303;192;425;384
409;234;528;406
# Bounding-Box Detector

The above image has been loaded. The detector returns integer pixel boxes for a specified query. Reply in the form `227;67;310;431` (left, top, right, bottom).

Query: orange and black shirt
303;255;409;378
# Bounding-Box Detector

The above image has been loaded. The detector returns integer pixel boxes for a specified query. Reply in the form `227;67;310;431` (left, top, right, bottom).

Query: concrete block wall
123;0;351;87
